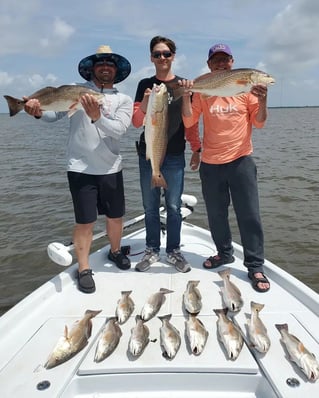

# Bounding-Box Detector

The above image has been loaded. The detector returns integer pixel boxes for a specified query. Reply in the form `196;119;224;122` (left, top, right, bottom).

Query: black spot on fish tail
3;95;26;117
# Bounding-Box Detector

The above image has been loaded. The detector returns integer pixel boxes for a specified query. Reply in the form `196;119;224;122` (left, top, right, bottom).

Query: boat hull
0;221;318;397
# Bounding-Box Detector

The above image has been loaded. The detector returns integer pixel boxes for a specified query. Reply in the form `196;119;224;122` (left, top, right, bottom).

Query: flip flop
248;272;270;293
203;255;235;269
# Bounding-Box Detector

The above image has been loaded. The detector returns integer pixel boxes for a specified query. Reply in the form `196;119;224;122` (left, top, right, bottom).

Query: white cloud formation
0;0;318;109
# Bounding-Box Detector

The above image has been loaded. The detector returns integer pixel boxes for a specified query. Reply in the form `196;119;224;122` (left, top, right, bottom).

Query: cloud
0;0;318;109
262;0;319;75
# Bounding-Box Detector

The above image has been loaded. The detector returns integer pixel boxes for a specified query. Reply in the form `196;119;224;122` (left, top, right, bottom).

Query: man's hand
24;97;42;117
81;94;101;122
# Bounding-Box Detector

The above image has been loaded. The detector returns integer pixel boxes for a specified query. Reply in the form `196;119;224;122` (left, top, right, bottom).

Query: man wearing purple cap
181;43;270;293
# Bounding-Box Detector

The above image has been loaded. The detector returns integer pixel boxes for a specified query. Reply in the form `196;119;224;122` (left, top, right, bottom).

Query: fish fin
64;325;69;340
67;102;80;117
298;342;306;353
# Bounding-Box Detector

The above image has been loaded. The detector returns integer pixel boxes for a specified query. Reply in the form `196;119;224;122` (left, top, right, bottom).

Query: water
0;108;318;315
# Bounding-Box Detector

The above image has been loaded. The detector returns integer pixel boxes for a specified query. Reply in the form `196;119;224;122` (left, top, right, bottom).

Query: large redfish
144;83;168;188
45;309;101;369
4;85;104;117
169;68;275;98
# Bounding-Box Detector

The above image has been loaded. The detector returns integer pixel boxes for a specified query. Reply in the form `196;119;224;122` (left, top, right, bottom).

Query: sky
1;0;319;114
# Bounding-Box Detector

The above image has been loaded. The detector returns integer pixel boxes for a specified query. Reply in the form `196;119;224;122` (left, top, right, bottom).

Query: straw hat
78;45;131;83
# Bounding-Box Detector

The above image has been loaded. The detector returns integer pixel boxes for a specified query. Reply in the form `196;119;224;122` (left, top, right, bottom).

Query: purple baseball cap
208;43;232;60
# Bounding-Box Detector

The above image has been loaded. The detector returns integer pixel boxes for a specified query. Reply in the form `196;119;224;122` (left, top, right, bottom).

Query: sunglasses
152;51;173;59
94;60;116;67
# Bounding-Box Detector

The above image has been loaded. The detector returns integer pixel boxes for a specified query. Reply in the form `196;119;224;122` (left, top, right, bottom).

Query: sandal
108;249;131;270
203;255;235;269
77;269;96;294
248;272;270;293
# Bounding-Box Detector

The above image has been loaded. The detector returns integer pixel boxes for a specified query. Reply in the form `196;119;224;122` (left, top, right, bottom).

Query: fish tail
189;280;200;286
158;313;172;322
3;95;25;117
275;323;288;332
151;173;168;189
85;309;102;318
250;301;264;313
213;308;228;316
218;267;231;279
165;81;184;100
159;288;174;294
121;290;133;296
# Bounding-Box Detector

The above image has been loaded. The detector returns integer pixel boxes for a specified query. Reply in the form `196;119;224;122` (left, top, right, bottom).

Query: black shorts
67;171;125;224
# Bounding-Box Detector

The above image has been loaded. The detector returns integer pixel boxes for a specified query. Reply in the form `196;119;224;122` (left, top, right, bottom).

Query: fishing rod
47;194;197;266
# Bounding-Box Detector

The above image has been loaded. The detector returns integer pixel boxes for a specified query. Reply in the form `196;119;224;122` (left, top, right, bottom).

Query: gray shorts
67;171;125;224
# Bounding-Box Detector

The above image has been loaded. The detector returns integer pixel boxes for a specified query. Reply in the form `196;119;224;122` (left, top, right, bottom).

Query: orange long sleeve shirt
183;93;265;164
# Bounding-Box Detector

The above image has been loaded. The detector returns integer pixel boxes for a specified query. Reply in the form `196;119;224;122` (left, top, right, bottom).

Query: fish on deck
183;280;202;315
158;314;181;360
214;308;243;360
140;287;174;322
185;314;209;356
94;317;122;363
115;290;135;325
45;309;101;369
246;301;271;354
218;268;244;313
275;323;319;381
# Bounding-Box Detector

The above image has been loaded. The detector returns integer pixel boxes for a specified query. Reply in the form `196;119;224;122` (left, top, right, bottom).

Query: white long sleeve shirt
41;81;133;175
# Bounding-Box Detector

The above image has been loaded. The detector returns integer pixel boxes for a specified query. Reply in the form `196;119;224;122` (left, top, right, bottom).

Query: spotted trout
169;68;275;98
144;83;168;188
4;85;104;117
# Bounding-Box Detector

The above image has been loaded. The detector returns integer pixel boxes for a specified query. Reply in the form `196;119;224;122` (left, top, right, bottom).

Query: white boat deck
0;221;318;397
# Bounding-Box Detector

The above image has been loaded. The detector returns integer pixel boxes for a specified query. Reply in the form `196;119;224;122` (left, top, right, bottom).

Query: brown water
0;108;318;315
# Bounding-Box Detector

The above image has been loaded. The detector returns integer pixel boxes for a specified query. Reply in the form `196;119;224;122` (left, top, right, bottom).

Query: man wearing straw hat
24;45;133;293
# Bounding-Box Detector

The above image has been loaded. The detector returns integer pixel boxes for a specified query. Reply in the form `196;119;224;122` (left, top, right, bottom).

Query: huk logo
209;104;238;113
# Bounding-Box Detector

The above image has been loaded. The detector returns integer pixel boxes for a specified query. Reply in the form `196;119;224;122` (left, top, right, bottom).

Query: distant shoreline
1;105;319;115
269;105;319;109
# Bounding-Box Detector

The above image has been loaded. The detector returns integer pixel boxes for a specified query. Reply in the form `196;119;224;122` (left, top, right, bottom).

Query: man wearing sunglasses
132;36;200;274
24;45;133;294
180;43;270;293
